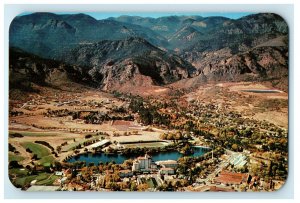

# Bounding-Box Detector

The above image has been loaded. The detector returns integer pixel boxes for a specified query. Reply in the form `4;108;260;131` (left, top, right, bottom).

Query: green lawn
39;155;55;165
20;142;55;165
9;130;78;137
15;175;38;187
9;131;57;137
35;173;49;180
146;178;158;188
9;153;25;162
14;173;56;187
36;175;59;185
21;142;50;159
9;168;29;176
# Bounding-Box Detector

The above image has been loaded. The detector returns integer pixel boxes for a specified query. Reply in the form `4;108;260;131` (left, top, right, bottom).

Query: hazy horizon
18;11;255;20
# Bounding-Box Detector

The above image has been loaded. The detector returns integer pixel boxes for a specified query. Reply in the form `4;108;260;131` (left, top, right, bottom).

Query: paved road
191;152;234;191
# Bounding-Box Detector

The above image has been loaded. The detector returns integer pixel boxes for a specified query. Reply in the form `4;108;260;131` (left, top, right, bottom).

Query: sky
19;12;255;20
84;12;254;20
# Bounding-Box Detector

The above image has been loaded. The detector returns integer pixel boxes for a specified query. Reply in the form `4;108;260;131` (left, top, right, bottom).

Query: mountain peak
61;13;98;24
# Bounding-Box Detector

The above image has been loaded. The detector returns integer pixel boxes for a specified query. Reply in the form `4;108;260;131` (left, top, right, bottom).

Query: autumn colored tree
232;143;238;151
137;183;149;191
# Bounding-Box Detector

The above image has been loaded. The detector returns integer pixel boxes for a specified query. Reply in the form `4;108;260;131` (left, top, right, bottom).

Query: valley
8;12;288;192
9;80;288;191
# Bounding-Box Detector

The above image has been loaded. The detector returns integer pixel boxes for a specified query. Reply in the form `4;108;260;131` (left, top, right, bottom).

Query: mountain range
9;12;289;94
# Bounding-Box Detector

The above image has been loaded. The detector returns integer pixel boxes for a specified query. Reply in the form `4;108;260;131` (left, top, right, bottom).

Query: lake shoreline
66;146;211;164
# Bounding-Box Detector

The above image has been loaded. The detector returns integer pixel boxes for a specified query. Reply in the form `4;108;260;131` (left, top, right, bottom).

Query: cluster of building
228;153;247;168
131;154;178;175
214;170;250;185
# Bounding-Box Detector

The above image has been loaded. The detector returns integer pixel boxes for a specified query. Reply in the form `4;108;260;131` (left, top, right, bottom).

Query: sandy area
184;82;288;129
251;112;288;129
110;131;163;143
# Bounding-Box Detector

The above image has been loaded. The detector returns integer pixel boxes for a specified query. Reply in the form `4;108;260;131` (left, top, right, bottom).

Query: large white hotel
132;154;157;171
132;154;178;175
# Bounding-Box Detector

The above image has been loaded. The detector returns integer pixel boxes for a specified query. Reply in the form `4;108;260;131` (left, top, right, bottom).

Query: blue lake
67;146;210;164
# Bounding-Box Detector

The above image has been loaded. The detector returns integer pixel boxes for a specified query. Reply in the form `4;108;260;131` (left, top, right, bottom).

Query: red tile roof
215;171;248;185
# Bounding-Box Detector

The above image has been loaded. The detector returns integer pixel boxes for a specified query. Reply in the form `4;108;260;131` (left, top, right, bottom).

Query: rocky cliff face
185;36;288;78
9;37;196;92
61;37;196;90
9;47;97;92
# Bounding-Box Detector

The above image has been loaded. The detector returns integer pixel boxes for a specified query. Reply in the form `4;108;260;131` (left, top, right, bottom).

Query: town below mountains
9;12;288;192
